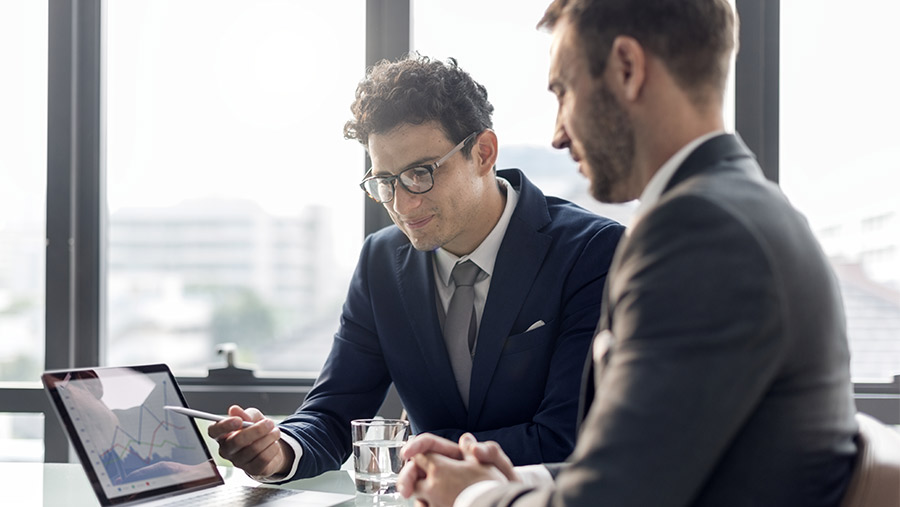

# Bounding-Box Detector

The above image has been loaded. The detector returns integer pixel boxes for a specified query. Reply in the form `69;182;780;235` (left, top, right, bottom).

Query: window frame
0;0;895;464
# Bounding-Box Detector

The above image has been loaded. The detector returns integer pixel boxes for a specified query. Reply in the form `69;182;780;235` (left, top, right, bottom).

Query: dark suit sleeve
472;195;782;506
429;223;624;464
275;235;393;481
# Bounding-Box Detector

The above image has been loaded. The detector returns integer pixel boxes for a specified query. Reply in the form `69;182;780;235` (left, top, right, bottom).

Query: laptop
42;364;355;506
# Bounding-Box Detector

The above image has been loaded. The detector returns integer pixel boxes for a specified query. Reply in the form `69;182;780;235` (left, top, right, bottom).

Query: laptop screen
43;364;223;505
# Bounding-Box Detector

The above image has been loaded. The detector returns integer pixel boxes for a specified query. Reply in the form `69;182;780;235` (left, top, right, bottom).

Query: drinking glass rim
351;418;409;426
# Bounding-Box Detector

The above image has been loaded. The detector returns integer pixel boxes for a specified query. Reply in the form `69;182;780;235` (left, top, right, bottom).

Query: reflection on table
0;462;406;506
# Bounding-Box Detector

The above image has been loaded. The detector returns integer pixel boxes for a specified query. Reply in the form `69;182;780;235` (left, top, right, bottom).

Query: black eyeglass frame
359;131;480;203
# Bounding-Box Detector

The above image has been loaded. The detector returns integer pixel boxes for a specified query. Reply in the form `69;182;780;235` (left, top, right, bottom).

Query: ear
473;129;499;176
607;36;646;103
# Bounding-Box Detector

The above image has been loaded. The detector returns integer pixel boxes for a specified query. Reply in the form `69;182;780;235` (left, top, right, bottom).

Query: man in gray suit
396;0;859;506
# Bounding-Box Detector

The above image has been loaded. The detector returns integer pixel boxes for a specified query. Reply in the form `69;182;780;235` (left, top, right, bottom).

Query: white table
0;462;409;506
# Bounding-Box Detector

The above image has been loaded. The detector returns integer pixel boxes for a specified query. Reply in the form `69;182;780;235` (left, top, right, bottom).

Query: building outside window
106;0;366;376
779;0;900;382
0;0;48;461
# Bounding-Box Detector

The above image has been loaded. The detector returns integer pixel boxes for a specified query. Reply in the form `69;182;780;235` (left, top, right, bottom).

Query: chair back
840;412;900;507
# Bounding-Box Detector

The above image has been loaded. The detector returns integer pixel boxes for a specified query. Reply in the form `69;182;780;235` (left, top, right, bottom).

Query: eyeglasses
359;131;479;203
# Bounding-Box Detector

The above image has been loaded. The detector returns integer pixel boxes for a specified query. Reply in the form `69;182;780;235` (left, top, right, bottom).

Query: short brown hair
538;0;737;103
343;55;493;157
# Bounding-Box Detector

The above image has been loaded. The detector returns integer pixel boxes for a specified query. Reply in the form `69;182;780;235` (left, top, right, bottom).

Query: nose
551;113;571;151
389;183;422;216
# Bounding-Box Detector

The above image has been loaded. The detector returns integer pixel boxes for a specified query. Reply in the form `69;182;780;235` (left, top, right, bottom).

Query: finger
459;432;475;446
411;453;470;507
243;407;267;423
227;405;250;420
208;418;241;439
411;455;435;504
471;441;517;482
218;419;278;466
411;452;432;471
214;405;255;433
228;405;265;422
459;432;478;456
242;430;288;477
402;433;463;461
396;459;423;498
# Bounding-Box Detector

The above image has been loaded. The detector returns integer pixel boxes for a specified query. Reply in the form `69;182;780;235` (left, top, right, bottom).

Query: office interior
1;0;898;469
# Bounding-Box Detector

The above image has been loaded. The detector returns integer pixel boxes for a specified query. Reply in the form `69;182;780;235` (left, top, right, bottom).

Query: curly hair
343;55;493;158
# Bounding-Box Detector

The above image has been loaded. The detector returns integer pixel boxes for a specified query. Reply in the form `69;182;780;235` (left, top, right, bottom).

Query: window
0;0;47;384
105;0;366;376
780;0;900;382
0;0;48;462
413;0;636;224
413;0;735;226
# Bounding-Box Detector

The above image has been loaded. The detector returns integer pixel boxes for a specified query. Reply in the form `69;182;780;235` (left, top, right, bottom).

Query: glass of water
351;418;410;498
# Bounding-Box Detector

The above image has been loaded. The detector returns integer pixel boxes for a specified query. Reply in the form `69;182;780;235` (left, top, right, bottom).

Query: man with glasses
207;55;624;482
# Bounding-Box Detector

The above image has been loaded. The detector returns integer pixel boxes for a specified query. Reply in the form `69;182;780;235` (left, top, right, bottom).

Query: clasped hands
397;432;519;507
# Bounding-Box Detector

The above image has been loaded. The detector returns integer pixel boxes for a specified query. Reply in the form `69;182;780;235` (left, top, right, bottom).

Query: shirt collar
630;131;726;232
434;176;519;287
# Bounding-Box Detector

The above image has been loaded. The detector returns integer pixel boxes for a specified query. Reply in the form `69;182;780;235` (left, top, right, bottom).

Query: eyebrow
372;155;441;177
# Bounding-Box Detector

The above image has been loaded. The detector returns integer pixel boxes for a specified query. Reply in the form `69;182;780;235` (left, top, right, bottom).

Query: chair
840;412;900;507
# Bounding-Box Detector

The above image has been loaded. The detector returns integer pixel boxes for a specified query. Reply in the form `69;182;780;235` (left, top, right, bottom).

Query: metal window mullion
44;0;104;463
734;0;779;182
362;0;411;236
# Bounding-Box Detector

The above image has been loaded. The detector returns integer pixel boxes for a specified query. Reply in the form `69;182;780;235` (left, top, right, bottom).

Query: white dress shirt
432;176;519;342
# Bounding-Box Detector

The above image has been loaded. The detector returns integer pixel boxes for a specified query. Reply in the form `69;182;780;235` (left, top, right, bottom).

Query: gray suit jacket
475;134;858;507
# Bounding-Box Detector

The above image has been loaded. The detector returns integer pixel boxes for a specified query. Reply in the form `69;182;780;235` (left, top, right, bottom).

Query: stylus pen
163;405;255;428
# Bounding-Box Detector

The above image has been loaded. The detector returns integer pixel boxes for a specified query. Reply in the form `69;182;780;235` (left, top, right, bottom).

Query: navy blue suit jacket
278;169;624;480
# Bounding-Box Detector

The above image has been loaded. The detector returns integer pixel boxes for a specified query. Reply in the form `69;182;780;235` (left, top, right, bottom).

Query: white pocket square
525;320;545;332
593;330;613;362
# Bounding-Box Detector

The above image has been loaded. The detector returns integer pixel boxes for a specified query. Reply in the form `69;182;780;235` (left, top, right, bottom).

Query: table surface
0;462;411;506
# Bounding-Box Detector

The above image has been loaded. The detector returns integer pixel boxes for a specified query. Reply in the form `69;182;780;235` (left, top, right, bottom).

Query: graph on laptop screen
52;367;218;498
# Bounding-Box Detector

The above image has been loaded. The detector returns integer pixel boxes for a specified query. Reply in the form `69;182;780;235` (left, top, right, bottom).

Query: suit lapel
467;171;552;426
663;133;755;193
578;235;625;426
394;243;468;420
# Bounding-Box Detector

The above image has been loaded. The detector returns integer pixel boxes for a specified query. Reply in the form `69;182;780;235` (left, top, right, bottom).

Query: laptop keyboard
155;485;299;506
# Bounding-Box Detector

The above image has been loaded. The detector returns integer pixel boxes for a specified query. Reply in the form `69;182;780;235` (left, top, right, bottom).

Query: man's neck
445;177;507;257
634;105;725;192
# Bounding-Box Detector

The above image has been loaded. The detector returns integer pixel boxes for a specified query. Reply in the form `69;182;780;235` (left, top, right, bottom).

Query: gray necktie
444;260;481;409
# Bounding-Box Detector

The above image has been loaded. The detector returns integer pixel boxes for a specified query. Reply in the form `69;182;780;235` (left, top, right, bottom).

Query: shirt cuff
453;465;552;507
454;480;506;507
249;432;304;483
514;464;554;487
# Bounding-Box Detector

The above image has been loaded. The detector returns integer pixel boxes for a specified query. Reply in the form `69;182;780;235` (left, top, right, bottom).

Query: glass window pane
106;0;366;375
0;414;44;462
413;0;735;227
0;0;47;383
780;1;900;381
